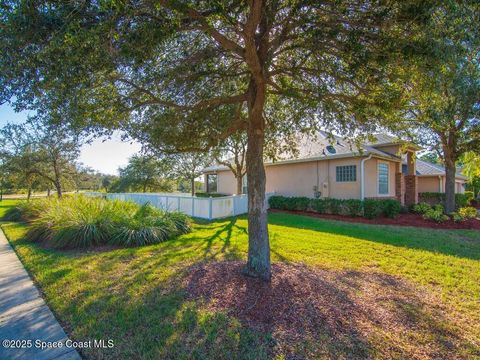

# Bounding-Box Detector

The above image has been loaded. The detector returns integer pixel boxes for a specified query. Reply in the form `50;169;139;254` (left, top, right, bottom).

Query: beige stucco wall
324;158;362;199
264;161;320;197
418;176;442;193
213;170;237;194
263;158;363;199
363;158;398;198
212;156;399;199
417;176;466;194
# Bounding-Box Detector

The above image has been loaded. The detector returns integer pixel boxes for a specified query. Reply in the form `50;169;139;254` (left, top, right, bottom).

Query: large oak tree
393;2;479;213
1;0;440;279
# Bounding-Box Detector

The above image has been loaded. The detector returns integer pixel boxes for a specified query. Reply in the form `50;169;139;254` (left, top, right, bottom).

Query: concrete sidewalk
0;228;81;360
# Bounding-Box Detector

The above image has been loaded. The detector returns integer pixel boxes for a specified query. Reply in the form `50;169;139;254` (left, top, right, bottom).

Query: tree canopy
114;155;175;193
390;1;479;212
0;0;454;279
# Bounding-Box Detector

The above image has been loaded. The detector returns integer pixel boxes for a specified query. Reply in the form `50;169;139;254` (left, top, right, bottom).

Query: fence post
208;197;213;220
192;197;195;217
177;197;180;211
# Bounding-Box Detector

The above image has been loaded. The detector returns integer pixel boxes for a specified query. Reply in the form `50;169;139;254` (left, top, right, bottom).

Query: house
202;133;467;205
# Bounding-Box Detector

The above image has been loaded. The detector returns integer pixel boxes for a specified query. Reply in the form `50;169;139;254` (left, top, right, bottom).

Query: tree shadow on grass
267;212;480;260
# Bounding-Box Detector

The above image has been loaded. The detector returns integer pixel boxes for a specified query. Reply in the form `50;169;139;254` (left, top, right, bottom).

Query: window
336;165;357;182
242;175;248;194
378;162;389;195
206;174;217;193
326;145;336;154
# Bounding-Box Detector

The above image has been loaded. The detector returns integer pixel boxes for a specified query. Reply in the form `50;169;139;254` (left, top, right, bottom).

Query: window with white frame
378;162;389;195
206;174;217;193
336;165;357;182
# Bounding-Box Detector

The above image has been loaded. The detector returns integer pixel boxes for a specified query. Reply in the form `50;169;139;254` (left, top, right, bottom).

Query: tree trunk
53;161;62;198
242;79;271;281
55;180;62;198
27;187;32;201
444;155;456;213
236;175;243;195
47;188;51;197
191;178;196;196
143;183;147;193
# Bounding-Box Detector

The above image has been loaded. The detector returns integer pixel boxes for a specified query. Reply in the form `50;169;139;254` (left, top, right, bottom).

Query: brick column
395;172;404;204
404;175;418;206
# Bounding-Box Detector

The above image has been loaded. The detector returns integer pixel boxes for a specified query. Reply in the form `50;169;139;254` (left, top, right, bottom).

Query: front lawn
1;207;479;359
0;199;20;218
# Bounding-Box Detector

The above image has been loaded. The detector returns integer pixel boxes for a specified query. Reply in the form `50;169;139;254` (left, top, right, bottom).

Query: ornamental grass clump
109;204;191;247
18;196;191;249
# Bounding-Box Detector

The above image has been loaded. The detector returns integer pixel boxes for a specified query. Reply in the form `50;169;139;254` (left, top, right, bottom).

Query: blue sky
0;103;141;175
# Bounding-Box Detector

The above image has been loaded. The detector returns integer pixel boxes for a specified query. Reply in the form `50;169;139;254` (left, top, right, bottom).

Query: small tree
171;153;212;196
28;117;81;197
0;123;41;200
212;134;247;195
101;175;118;193
0;117;82;198
117;155;174;193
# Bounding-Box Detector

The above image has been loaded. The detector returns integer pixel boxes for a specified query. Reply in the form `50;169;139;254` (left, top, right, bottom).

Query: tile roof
203;132;400;172
402;159;467;179
365;133;401;145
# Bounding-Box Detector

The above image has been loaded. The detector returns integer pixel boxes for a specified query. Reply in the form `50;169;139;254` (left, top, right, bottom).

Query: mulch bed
270;209;480;230
185;261;473;359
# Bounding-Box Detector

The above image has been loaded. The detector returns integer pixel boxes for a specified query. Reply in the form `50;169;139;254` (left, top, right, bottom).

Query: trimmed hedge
268;196;401;219
418;192;471;208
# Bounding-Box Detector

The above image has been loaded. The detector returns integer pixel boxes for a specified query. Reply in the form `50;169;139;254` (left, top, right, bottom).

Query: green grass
1;202;479;359
0;199;21;218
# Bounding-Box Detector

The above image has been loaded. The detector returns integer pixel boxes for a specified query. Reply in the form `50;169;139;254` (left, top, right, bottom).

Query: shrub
23;196;191;249
412;202;431;215
464;191;474;204
451;212;464;223
344;199;363;217
268;196;311;211
418;192;470;208
290;197;310;211
321;198;340;214
270;195;401;219
458;206;478;219
310;198;327;213
382;199;402;219
2;206;23;221
423;205;449;223
268;196;289;210
363;199;384;219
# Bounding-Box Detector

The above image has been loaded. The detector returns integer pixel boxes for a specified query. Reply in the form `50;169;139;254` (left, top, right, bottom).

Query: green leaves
0;0;447;150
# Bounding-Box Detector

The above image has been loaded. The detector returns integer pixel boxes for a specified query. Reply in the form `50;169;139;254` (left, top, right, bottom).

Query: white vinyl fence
85;192;275;220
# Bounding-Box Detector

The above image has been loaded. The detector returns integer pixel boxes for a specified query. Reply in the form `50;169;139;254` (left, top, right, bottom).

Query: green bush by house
268;196;401;219
3;196;192;249
418;192;471;208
